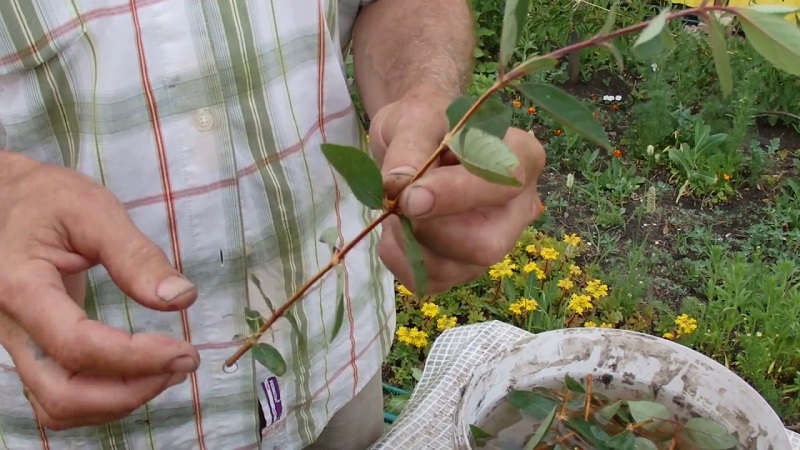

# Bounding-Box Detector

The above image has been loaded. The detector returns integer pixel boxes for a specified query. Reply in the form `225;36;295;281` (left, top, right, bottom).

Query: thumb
374;100;450;201
62;189;197;312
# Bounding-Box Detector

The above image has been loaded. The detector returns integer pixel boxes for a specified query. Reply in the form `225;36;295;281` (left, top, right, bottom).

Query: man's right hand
0;151;200;430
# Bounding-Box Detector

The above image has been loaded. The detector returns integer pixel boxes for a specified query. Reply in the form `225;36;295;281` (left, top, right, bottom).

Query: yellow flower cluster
586;279;609;300
437;315;457;331
509;298;539;316
675;314;698;336
567;294;593;315
421;302;439;318
540;247;559;261
584;321;614;328
523;262;546;280
489;256;517;280
396;284;413;297
563;233;581;247
569;264;582;276
396;326;429;348
557;278;574;291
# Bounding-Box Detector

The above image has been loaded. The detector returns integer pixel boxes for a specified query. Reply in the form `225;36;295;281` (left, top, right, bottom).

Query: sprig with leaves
224;1;800;372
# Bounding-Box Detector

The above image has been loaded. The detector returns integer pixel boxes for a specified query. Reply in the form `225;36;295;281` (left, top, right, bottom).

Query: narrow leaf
606;430;636;449
600;2;619;36
736;8;800;76
523;406;557;450
600;41;625;73
445;95;512;139
244;307;266;334
320;143;385;209
252;343;287;376
515;56;559;76
565;419;611;446
399;216;427;296
330;266;346;342
319;227;340;254
500;0;532;67
507;390;560;419
516;82;612;150
597;400;623;422
250;273;276;313
683;417;739;449
633;437;659;450
707;16;733;97
632;8;674;60
746;5;800;14
564;374;586;393
448;127;522;187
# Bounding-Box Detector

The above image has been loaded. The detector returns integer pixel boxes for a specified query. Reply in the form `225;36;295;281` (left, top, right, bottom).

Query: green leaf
597;400;623;422
399;216;427;296
606;430;636;450
746;5;800;14
448;127;522;187
330;266;346;343
319;227;340;254
600;2;619;36
320;143;385;209
516;82;612;151
469;424;493;440
515;56;559;76
632;8;674;60
250;273;276;313
565;419;611;447
736;7;800;76
523;406;557;450
500;0;532;67
633;437;659;450
244;307;266;334
683;417;739;449
706;16;732;97
506;390;560;419
445;95;512;139
564;374;586;393
600;41;625;73
627;400;671;430
252;343;287;376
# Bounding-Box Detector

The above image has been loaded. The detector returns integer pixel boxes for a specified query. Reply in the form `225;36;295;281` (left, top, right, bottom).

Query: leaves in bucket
734;7;800;76
632;7;674;60
448;127;522;187
523;405;556;450
320;143;384;210
252;343;287;376
516;82;612;151
628;400;671;431
565;419;611;446
507;389;560;419
564;374;586;393
445;94;511;139
682;417;739;449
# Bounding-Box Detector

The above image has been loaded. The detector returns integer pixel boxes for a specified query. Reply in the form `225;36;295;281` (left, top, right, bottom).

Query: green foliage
632;7;674;60
252;343;287;376
320;143;384;209
448;127;522;186
399;216;427;296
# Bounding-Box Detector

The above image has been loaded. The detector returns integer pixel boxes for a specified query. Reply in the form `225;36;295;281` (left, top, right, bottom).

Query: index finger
4;261;199;377
398;128;545;219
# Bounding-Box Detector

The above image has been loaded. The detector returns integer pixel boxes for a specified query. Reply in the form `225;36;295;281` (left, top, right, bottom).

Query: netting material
371;321;800;449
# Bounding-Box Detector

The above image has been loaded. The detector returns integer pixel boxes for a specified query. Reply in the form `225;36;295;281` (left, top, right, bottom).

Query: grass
352;0;800;431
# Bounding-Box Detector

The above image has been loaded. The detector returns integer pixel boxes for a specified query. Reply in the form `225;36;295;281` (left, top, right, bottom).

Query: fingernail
168;355;199;372
166;372;188;388
404;187;435;218
386;165;417;178
157;276;195;302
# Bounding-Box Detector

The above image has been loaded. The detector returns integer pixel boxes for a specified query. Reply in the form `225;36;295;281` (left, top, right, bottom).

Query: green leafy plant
223;1;800;375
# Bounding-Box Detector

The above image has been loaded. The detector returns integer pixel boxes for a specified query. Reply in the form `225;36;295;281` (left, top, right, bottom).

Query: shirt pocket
0;2;86;75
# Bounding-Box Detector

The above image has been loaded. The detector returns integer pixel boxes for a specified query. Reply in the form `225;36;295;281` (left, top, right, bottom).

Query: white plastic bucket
453;327;791;449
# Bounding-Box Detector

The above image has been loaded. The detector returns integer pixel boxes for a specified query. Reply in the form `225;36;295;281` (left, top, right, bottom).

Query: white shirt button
194;108;214;131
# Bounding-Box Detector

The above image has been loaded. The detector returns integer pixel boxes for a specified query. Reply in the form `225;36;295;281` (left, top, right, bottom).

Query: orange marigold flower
513;100;522;108
611;104;619;111
555;129;563;136
723;173;731;181
613;149;622;158
528;106;536;115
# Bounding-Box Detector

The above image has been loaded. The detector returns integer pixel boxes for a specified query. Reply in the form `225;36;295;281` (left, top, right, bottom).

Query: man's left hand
368;93;546;295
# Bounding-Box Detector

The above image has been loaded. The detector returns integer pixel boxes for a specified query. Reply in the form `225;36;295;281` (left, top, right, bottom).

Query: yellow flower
489;256;517;279
437;315;458;331
533;266;546;280
563;233;581;247
569;264;582;276
509;302;524;316
525;244;537;255
600;322;614;328
396;326;429;348
540;247;559;261
396;284;413;297
421;302;440;318
523;262;538;274
567;294;593;315
557;278;574;291
584;321;597;328
509;298;538;316
675;314;698;336
663;332;675;340
586;279;609;300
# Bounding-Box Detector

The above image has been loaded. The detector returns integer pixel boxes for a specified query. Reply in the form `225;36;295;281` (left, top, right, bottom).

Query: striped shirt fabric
0;1;396;449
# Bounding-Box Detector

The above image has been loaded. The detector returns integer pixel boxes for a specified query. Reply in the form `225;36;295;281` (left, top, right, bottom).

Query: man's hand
369;93;546;294
0;151;200;430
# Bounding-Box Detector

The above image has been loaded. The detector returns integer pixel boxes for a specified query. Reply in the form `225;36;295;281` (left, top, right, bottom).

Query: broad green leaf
500;0;532;67
600;41;625;73
606;430;636;449
597;400;623;422
565;419;611;447
514;56;558;77
746;5;800;14
320;143;384;209
564;374;586;393
632;8;674;60
683;417;739;449
244;307;266;333
523;406;557;450
736;8;800;76
319;227;340;254
707;16;733;97
690;171;718;185
516;82;612;151
252;343;287;376
469;424;493;440
448;127;522;187
627;400;671;430
600;2;619;36
399;216;427;296
633;437;659;450
330;266;345;343
507;390;560;419
445;95;512;139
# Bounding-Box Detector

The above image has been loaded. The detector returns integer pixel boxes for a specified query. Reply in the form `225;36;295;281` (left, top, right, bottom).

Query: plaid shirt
0;1;395;449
